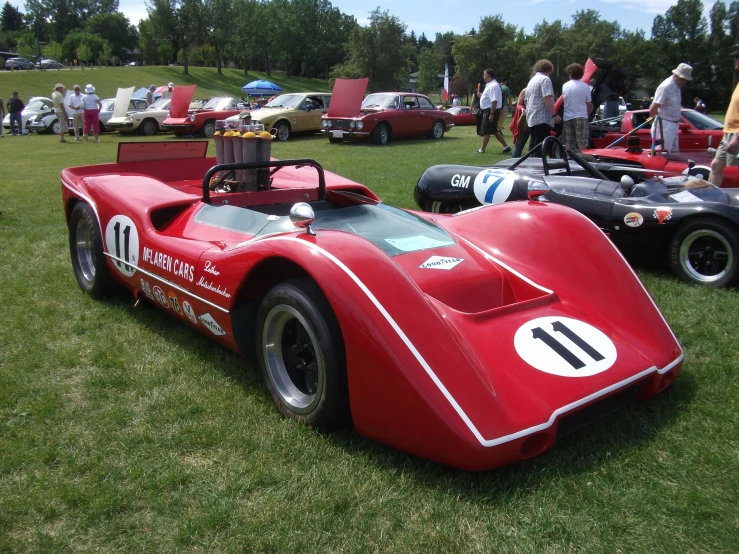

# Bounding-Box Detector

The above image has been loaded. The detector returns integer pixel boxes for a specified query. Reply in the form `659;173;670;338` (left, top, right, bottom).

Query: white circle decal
472;169;516;205
514;316;617;377
104;215;140;277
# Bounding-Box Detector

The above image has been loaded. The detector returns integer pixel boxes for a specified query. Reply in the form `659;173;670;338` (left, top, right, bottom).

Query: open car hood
326;78;369;118
169;85;197;118
113;87;135;118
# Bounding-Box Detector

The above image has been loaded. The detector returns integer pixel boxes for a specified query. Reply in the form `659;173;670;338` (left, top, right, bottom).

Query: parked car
596;96;629;119
589;108;724;151
35;59;64;69
162;96;244;137
445;106;477;126
4;57;34;70
226;93;332;141
28;107;63;134
322;81;454;145
60;142;682;470
107;98;172;135
67;97;148;134
2;96;53;134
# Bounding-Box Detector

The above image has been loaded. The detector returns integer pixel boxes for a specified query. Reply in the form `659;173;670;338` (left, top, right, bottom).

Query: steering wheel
541;136;571;176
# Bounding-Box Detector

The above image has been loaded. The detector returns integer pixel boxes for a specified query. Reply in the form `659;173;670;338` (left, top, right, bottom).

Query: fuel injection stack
212;116;275;192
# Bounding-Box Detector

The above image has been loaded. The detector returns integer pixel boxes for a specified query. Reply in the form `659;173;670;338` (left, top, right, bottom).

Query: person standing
604;94;620;118
500;77;512;118
694;97;706;113
561;63;593;152
0;95;5;137
51;83;69;142
510;87;530;157
162;82;174;99
146;84;156;106
68;85;85;141
81;84;102;142
649;63;692;153
7;92;24;136
525;59;561;156
477;68;511;154
708;49;739;186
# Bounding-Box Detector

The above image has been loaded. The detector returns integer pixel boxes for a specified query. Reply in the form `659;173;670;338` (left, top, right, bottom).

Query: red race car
322;78;454;145
61;142;682;471
446;106;477;126
590;108;724;151
162;85;244;138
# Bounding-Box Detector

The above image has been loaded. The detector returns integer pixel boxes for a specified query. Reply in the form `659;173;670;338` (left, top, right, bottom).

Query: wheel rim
52;121;60;134
431;201;462;214
277;124;289;141
143;121;156;135
263;304;323;413
203;123;215;138
74;217;97;284
433;122;443;138
380;126;388;144
679;229;733;283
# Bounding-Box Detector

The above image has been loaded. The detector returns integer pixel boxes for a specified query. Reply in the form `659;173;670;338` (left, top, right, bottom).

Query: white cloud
119;0;149;25
598;0;677;14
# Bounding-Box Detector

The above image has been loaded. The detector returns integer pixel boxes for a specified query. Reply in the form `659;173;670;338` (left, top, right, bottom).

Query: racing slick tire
69;202;113;298
256;278;349;429
371;122;390;145
139;118;159;136
429;120;445;139
273;121;291;141
201;119;216;138
425;200;465;214
669;217;739;288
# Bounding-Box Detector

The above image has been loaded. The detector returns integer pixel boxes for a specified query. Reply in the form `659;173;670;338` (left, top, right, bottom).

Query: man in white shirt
162;82;174;99
67;85;84;141
649;63;692;153
525;59;561;157
561;63;593;151
477;68;511;154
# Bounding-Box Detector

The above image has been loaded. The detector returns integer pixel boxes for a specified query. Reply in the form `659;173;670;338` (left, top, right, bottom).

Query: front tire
69;202;113;298
429;120;445;139
256;279;349;429
669;217;739;287
51;119;60;134
371;122;390;145
201;119;216;138
425;200;465;214
139;118;158;136
273;121;291;141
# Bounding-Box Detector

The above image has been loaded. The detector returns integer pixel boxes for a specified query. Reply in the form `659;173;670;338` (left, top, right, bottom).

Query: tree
42;40;63;63
416;48;438;94
1;2;23;32
203;0;233;74
86;13;138;60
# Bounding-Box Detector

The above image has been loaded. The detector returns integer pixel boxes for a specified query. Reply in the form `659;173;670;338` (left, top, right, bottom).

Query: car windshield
265;94;303;109
148;98;170;110
203;97;235;110
101;99;115;111
681;110;723;131
362;94;399;109
630;176;731;203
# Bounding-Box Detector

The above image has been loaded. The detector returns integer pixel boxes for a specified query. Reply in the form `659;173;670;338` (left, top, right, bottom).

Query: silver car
67;97;148;134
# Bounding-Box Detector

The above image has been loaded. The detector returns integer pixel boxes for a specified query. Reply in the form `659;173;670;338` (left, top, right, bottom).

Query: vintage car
161;90;244;137
107;98;172;135
446;106;477;126
60;141;682;470
66;96;149;134
415;137;739;288
3;96;53;134
589;109;724;150
225;92;332;141
321;79;454;145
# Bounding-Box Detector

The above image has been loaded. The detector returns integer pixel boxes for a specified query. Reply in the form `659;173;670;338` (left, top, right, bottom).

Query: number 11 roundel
514;316;617;377
105;215;140;278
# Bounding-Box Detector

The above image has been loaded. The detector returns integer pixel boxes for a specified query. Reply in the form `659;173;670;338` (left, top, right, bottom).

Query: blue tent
241;80;283;96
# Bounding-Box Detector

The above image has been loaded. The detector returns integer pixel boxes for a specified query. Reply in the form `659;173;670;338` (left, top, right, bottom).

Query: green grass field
1;71;738;553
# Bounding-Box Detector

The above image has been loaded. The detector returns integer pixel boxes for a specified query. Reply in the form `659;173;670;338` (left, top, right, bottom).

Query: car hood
326;78;369;118
169;85;197;118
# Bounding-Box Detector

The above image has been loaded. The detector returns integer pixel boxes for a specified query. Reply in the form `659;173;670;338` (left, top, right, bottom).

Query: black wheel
429;120;445;139
273;121;291;141
69;203;113;298
139;118;158;136
669;217;739;287
371;122;390;145
425;199;464;214
256;279;349;429
201;119;216;138
51;119;60;134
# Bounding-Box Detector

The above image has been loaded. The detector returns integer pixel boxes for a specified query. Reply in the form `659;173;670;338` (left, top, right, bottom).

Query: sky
118;0;715;37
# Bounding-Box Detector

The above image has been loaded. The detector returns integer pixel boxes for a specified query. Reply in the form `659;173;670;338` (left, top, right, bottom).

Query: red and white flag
443;63;449;102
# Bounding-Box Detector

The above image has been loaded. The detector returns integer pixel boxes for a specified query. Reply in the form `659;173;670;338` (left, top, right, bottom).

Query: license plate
332;130;342;138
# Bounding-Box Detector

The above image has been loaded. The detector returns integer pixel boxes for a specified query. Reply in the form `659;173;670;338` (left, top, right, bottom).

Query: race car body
61;142;682;470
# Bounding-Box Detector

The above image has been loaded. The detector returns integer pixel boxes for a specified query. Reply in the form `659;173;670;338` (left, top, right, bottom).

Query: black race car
414;137;739;288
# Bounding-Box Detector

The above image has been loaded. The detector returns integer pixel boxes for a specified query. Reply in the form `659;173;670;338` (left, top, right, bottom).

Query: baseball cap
168;82;174;87
149;84;156;90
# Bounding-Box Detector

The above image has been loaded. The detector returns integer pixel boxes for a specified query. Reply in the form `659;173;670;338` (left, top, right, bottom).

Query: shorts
481;108;502;135
714;133;739;166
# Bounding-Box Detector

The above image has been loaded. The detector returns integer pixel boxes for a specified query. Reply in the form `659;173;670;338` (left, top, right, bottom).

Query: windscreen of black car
195;202;455;255
681;110;723;130
630;177;731;203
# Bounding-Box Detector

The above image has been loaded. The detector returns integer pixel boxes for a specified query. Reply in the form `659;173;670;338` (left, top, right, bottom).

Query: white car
67;97;148;134
596;96;630;119
106;98;171;135
3;97;53;134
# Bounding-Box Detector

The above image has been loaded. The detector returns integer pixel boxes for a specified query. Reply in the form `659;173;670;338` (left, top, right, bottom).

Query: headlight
349;121;356;129
356;121;363;130
188;114;196;122
322;120;329;128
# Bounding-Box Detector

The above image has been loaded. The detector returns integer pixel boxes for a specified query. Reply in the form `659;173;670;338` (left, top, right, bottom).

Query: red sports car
61;142;682;471
590;109;724;151
322;78;454;145
162;86;244;138
446;106;477;126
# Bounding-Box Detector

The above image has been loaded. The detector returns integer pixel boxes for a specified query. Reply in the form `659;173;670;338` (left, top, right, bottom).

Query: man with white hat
709;48;739;186
649;62;693;153
162;82;174;99
51;83;69;142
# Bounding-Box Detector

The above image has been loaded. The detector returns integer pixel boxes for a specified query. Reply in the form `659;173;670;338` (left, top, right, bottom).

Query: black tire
371;122;390;145
139;118;158;136
669;217;739;287
201;119;216;138
51;119;60;134
429;120;445;139
69;202;113;298
273;120;291;141
256;279;349;429
424;199;464;214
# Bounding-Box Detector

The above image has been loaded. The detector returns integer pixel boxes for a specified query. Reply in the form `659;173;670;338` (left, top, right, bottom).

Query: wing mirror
527;181;550;200
679;123;691;132
289;202;316;236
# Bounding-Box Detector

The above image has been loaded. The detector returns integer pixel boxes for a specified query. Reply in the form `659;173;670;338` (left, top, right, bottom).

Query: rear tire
69;202;113;298
669;217;739;287
201;119;216;138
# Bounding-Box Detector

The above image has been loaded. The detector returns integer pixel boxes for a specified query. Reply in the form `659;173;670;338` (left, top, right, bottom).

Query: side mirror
289;202;316;236
527;181;550;200
679;123;691;132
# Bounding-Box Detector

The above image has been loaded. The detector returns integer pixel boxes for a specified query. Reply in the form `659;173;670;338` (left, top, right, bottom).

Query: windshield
362;94;399;109
681;110;723;131
630;176;730;203
148;98;170;111
265;94;303;109
203;97;236;111
26;99;51;111
101;99;115;111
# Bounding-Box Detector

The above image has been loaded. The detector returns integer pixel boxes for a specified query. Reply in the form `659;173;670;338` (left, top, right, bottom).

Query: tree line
1;0;738;107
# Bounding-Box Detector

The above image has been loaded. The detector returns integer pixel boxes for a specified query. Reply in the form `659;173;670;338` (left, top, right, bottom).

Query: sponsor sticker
196;277;232;298
140;278;154;300
105;215;140;277
654;207;673;224
419;255;464;270
168;293;182;315
514;316;617;378
623;212;644;228
152;285;169;308
198;313;226;336
182;300;197;324
142;247;195;282
472;169;516;206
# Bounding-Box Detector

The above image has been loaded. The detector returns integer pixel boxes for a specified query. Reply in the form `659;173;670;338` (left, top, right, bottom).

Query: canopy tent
241;80;283;96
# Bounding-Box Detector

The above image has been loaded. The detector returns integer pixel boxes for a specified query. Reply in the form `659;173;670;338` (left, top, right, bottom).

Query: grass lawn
1;110;738;553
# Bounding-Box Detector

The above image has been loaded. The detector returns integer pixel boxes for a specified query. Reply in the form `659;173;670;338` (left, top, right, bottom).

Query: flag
443;63;449;102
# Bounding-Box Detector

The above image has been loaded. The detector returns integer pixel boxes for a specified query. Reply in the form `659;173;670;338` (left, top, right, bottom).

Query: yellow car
227;92;331;141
